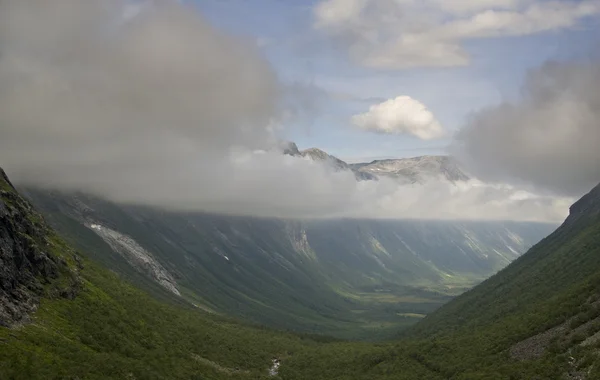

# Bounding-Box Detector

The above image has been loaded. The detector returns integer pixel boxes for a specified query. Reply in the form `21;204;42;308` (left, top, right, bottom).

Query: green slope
3;168;600;379
281;182;600;379
0;169;321;380
22;188;553;339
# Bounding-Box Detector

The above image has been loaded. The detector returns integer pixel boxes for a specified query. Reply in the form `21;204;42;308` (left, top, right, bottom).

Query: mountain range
17;148;552;339
1;165;600;379
282;141;468;183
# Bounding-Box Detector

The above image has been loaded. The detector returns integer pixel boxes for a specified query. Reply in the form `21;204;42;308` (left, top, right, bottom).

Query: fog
0;0;580;222
453;60;600;197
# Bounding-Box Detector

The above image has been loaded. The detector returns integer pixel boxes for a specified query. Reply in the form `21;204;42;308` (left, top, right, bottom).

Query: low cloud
452;60;600;197
351;96;445;140
0;0;572;222
313;0;600;69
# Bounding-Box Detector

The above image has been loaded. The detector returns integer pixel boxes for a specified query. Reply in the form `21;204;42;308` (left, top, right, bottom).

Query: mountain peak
300;147;331;160
280;141;301;156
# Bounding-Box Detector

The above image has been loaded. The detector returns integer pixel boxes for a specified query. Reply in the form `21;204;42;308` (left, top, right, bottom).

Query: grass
4;172;600;379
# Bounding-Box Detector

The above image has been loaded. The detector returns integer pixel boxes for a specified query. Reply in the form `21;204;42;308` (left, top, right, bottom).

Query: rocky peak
301;148;347;169
300;148;377;181
280;141;301;157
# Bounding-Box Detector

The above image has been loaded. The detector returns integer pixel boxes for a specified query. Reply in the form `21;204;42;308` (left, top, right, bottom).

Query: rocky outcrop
87;223;180;296
0;168;80;327
351;156;470;183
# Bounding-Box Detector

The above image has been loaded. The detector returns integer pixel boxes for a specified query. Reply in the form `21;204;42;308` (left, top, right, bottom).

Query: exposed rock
510;297;600;362
0;168;80;327
281;141;301;157
87;223;180;296
300;147;377;181
510;323;568;360
351;155;470;183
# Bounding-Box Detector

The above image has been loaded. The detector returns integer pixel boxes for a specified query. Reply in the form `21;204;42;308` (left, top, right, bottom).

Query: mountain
2;166;600;379
280;181;600;379
21;187;554;339
414;181;600;338
351;155;470;183
283;143;377;181
0;169;81;327
282;142;468;183
0;168;323;379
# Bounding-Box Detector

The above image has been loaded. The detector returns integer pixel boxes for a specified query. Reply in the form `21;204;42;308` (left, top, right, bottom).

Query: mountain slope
351;155;469;183
295;146;377;180
414;181;600;337
0;166;326;380
0;169;81;327
3;167;600;379
22;188;553;339
280;182;600;379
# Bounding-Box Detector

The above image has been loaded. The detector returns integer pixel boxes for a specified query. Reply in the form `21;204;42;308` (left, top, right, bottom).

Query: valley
2;167;600;379
1;1;598;378
22;186;553;340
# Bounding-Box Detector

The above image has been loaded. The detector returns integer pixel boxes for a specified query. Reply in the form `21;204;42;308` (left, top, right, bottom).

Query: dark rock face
568;182;600;224
0;168;79;327
281;141;301;157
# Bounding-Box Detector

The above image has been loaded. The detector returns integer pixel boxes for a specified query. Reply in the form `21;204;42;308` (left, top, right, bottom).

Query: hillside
0;167;325;379
0;169;81;327
3;167;600;379
284;144;377;181
22;188;553;339
281;181;600;379
414;181;600;336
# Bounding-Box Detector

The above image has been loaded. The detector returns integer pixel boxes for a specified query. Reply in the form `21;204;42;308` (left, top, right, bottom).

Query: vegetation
2;172;600;379
23;188;552;339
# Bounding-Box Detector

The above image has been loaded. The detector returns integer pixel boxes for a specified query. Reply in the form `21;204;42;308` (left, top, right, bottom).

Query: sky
195;0;600;162
0;0;598;222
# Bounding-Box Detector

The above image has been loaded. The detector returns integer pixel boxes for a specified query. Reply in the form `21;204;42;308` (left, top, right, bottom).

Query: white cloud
313;0;600;69
351;96;446;140
452;60;600;197
0;0;573;223
432;0;526;15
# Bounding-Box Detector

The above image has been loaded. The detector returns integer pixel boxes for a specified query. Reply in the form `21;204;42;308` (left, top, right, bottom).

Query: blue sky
191;0;600;162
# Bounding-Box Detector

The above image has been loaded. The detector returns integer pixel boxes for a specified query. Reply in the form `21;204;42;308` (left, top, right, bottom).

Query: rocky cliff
0;168;80;327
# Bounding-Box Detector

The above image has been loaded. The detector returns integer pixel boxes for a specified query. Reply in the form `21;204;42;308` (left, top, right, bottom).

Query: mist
0;0;575;222
452;60;600;197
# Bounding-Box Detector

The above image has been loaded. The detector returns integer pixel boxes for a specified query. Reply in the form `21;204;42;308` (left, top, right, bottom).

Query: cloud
0;0;278;174
0;0;571;222
351;96;446;139
452;60;600;197
313;0;600;69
